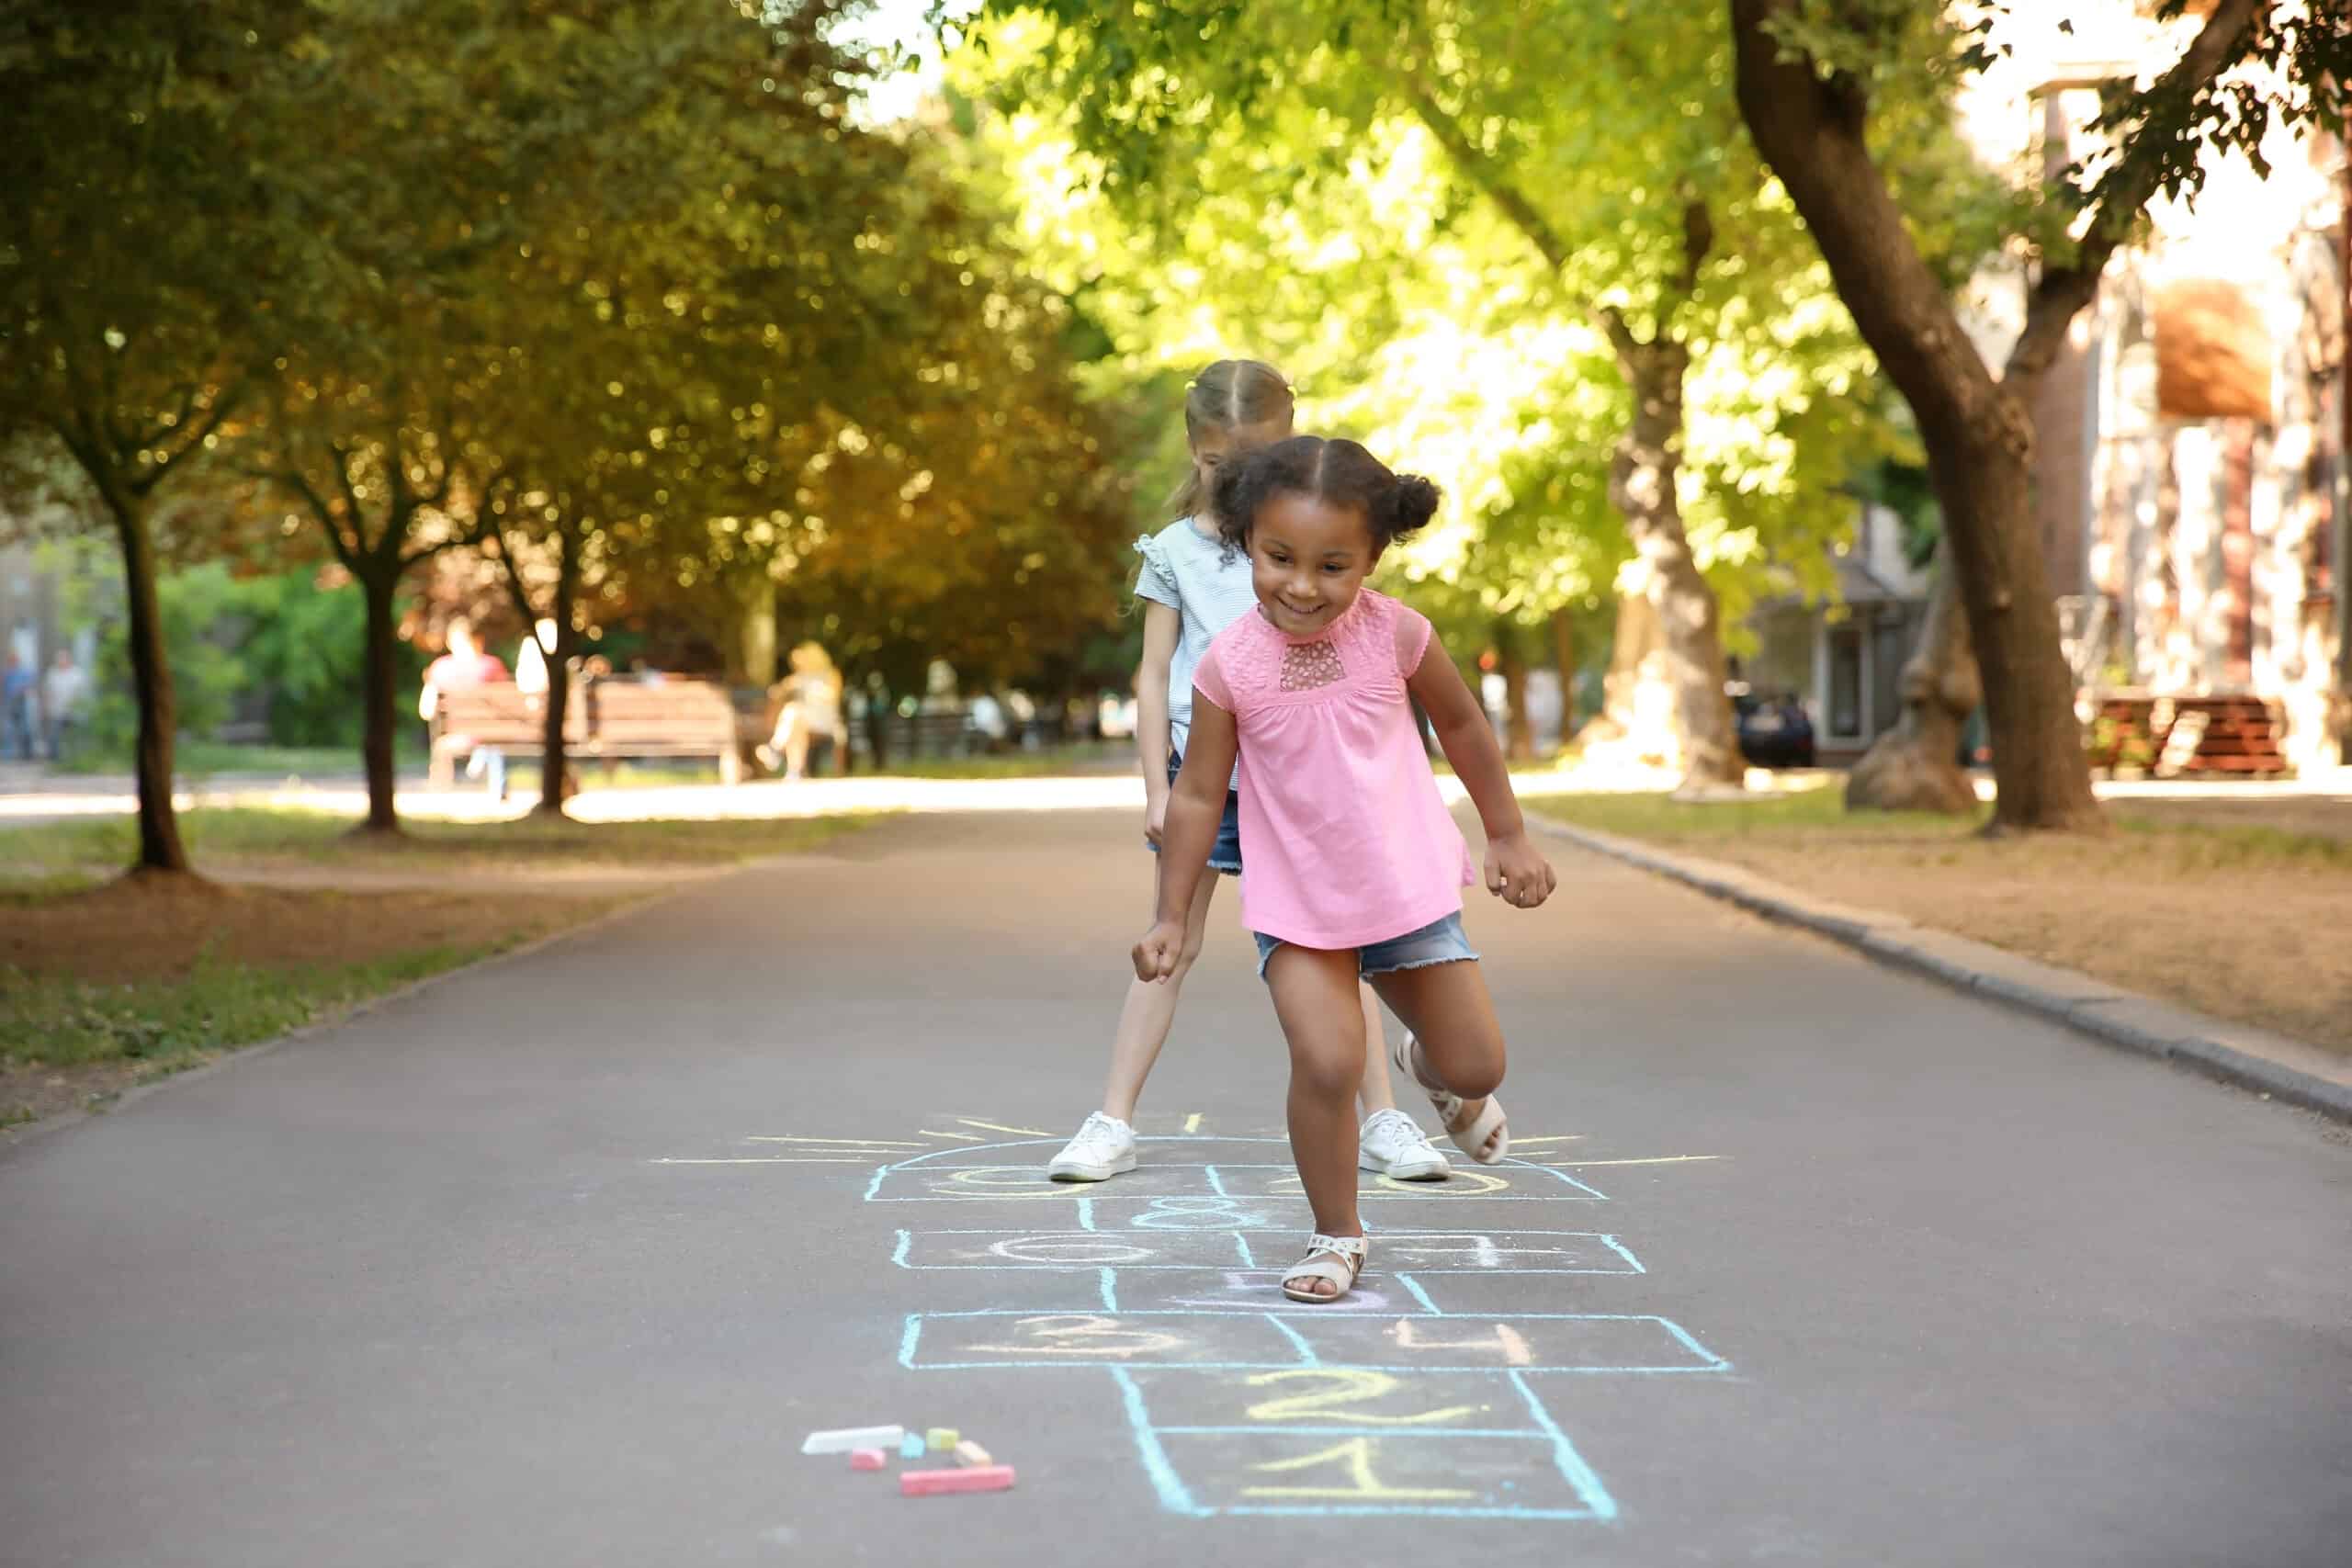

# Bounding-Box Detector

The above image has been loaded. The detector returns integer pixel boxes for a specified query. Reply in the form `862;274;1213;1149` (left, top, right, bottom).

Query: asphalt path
3;806;2346;1566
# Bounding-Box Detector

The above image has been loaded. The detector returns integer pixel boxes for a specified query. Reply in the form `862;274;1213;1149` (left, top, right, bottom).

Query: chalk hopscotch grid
888;1228;1646;1274
850;1136;1611;1202
897;1309;1731;1374
662;1129;1724;1522
1111;1367;1621;1521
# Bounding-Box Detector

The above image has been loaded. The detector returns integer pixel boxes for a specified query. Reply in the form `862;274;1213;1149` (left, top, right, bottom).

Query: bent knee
1289;1047;1364;1103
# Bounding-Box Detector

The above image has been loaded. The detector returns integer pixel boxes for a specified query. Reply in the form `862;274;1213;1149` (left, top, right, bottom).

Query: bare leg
1099;865;1221;1122
1355;982;1398;1115
1264;943;1369;1292
778;705;810;780
1369;961;1507;1160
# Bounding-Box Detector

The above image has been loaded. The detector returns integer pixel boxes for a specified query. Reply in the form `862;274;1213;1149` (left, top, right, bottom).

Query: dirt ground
1624;824;2352;1054
0;876;627;1135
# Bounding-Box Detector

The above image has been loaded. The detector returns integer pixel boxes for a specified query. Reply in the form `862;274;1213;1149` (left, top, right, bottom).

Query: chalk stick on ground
802;1425;905;1456
901;1464;1015;1497
849;1449;887;1471
925;1427;959;1451
899;1432;926;1459
953;1440;991;1468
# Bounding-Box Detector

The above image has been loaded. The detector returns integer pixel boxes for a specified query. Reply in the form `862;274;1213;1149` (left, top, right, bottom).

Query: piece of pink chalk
849;1449;887;1471
899;1463;1015;1497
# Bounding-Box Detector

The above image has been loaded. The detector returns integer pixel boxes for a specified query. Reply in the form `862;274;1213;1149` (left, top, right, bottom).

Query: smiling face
1248;491;1380;637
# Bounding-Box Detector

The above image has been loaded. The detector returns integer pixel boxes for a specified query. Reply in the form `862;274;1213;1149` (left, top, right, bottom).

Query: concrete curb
1532;816;2352;1123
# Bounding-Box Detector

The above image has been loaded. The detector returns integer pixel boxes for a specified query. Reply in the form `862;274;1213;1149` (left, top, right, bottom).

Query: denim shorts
1147;750;1242;874
1252;910;1479;981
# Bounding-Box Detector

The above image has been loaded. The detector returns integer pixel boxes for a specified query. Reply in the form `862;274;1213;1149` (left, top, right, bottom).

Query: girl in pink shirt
1135;435;1558;1303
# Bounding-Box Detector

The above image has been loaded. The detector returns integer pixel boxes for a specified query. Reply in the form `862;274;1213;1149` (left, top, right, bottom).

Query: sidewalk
1532;816;2352;1122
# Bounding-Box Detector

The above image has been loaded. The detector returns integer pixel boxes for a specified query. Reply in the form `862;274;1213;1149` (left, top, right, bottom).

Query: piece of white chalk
954;1440;991;1468
901;1464;1015;1497
802;1425;905;1456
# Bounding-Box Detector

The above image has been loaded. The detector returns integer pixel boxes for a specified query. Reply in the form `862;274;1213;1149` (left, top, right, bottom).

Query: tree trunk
356;566;403;834
1845;548;1981;815
537;647;570;815
1608;341;1744;792
1551;605;1578;731
534;535;578;818
862;673;890;769
1731;0;2106;833
1927;420;2100;830
735;576;777;688
102;484;191;874
1492;617;1534;762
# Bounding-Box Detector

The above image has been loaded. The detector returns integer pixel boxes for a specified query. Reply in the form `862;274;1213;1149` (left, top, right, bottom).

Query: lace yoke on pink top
1193;588;1474;950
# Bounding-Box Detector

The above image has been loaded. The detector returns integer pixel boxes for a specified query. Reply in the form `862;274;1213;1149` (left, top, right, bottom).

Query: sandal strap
1304;1232;1367;1258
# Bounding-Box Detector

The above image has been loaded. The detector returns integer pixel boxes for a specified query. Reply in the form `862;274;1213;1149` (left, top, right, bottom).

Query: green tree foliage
959;0;1990;778
0;0;343;870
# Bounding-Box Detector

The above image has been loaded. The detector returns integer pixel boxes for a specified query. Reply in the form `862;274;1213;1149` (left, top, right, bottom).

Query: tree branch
2004;0;2267;386
130;379;244;497
1729;0;2001;441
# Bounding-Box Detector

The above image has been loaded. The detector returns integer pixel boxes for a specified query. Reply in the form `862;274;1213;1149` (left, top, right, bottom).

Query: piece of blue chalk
899;1432;926;1459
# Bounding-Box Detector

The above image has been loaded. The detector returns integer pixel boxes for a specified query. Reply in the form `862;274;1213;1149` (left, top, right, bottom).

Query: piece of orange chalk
899;1464;1015;1497
953;1440;991;1467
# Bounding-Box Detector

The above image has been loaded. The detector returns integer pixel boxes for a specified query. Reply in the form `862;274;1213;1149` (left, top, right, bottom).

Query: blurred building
1953;2;2349;773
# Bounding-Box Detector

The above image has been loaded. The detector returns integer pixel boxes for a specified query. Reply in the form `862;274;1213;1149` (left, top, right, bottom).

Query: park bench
2086;691;2289;777
430;678;743;787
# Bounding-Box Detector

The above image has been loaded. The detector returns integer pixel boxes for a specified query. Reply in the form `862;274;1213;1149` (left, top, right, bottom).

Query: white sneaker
1358;1108;1452;1181
1047;1112;1138;1182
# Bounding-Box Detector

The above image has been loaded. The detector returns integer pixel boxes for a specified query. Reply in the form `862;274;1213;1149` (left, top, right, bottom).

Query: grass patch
0;808;881;1132
0;807;872;885
861;743;1128;780
5;938;514;1072
1530;784;2352;1053
54;738;423;779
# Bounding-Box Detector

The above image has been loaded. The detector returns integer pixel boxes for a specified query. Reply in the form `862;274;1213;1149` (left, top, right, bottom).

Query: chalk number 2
1243;1369;1482;1427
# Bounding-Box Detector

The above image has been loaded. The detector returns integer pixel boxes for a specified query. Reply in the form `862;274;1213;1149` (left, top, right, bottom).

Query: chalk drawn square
1289;1314;1729;1374
890;1230;1251;1269
1119;1372;1618;1523
865;1164;1224;1203
899;1311;1314;1370
1378;1231;1643;1273
1117;1365;1539;1437
1107;1268;1425;1316
1209;1164;1610;1202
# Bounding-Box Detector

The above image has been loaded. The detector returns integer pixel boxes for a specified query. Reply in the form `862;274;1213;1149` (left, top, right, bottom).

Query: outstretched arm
1135;602;1179;844
1134;687;1238;979
1407;636;1556;909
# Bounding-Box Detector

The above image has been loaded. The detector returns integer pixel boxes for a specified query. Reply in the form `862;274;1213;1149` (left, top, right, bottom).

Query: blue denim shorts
1147;751;1242;874
1252;910;1479;981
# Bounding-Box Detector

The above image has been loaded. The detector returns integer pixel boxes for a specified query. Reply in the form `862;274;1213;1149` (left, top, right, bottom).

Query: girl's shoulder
1148;514;1228;559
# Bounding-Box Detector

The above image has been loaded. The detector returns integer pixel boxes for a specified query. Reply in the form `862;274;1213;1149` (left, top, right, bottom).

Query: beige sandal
1282;1233;1368;1303
1394;1031;1509;1165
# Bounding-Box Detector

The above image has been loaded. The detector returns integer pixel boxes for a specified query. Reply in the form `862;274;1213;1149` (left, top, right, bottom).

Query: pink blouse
1193;589;1475;949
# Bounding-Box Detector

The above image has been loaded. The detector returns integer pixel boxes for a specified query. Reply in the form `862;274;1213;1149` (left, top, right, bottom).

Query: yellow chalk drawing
1182;1112;1203;1134
1386;1319;1536;1366
1374;1168;1511;1195
1241;1438;1475;1501
1544;1156;1723;1167
956;1118;1056;1137
1244;1369;1483;1427
964;1314;1190;1359
931;1166;1083;1199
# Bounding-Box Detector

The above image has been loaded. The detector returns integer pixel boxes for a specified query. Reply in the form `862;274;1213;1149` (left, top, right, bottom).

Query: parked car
1734;690;1815;769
